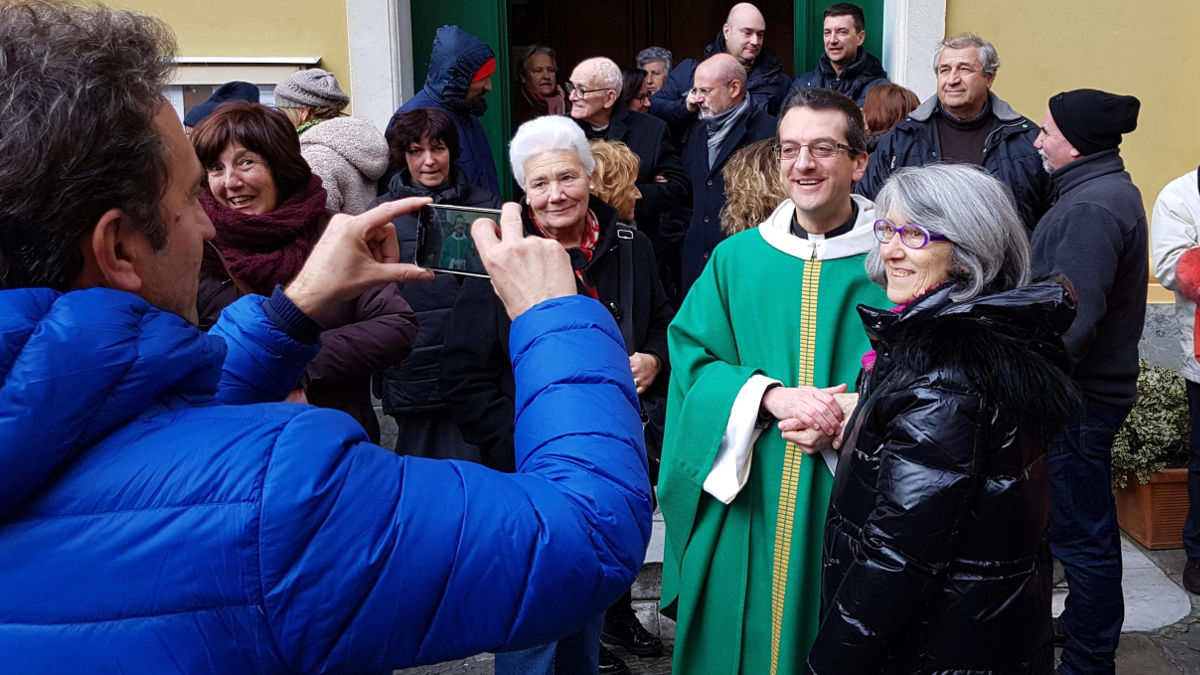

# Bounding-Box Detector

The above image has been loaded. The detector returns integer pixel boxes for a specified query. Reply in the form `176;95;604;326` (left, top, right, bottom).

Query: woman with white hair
440;115;673;675
802;163;1078;674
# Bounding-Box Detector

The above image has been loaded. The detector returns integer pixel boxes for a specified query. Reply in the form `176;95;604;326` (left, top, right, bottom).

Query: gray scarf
705;95;751;168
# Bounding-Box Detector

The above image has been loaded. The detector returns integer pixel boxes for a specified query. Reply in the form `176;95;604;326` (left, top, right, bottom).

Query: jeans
1183;381;1200;558
494;614;603;675
1049;397;1130;675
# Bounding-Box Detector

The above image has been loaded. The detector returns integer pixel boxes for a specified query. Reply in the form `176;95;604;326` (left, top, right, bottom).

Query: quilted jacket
0;288;651;674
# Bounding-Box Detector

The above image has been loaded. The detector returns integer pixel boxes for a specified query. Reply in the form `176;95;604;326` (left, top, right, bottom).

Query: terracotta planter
1114;467;1190;549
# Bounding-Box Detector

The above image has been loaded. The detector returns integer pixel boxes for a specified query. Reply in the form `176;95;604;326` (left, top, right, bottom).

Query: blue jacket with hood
0;288;651;674
392;25;500;196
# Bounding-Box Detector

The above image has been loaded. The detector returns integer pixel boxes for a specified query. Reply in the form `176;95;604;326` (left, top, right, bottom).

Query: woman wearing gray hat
275;68;388;215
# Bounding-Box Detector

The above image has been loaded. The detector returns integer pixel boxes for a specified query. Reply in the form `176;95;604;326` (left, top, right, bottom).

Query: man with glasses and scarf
678;53;776;295
660;88;888;674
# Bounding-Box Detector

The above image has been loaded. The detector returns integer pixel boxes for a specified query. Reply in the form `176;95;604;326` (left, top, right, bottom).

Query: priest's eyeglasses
873;219;950;250
773;140;853;161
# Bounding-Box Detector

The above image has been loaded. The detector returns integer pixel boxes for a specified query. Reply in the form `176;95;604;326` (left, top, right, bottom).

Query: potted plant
1111;359;1191;549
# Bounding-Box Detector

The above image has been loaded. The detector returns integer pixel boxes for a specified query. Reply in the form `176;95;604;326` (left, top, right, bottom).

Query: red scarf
200;174;328;294
529;206;601;299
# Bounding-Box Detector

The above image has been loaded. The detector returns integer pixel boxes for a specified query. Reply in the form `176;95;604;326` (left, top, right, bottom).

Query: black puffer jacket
790;49;889;106
806;279;1079;675
373;166;500;415
440;196;675;471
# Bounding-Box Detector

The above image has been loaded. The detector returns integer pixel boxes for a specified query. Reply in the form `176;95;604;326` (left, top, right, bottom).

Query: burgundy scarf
200;174;328;294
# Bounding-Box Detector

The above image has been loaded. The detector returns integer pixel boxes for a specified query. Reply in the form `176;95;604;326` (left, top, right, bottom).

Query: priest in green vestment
659;89;891;675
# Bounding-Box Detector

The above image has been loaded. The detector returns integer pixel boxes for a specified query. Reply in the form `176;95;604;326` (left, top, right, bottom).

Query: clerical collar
792;200;858;239
583;123;610;140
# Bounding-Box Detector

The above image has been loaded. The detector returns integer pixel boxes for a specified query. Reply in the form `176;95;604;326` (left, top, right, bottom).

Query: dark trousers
1049;397;1130;675
1183;381;1200;558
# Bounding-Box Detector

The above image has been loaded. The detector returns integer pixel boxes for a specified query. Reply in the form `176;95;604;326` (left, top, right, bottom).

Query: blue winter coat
789;49;889;106
856;93;1051;232
391;25;499;196
0;287;651;673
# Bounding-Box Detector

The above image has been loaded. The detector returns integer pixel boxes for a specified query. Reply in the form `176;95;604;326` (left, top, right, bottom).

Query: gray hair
519;44;557;81
866;164;1031;301
509;115;595;189
636;46;673;73
933;33;1001;77
575;57;623;97
0;0;176;290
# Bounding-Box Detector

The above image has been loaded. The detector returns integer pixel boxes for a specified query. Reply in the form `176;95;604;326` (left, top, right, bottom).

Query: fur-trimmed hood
859;276;1080;438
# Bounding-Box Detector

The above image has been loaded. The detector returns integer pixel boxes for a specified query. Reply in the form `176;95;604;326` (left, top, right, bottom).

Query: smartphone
415;204;500;278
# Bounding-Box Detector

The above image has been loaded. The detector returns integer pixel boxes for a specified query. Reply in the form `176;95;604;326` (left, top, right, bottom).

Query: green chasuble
659;198;889;675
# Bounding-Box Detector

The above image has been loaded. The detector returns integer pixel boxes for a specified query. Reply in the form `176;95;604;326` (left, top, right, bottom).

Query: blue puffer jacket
390;25;499;196
0;288;651;674
856;93;1051;232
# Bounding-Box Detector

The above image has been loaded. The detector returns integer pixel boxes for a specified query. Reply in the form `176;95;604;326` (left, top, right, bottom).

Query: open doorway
507;1;796;82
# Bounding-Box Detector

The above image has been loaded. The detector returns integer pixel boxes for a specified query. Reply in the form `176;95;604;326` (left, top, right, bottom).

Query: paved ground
396;527;1200;674
382;412;1200;673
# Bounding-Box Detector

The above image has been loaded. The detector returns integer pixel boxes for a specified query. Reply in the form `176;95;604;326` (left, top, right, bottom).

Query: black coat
806;280;1079;675
1031;150;1148;406
856;94;1051;232
679;104;777;294
790;49;889;106
440;196;675;471
373;166;501;416
577;106;690;241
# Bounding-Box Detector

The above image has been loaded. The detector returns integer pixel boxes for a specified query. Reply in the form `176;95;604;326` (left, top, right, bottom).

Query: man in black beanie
1031;88;1145;675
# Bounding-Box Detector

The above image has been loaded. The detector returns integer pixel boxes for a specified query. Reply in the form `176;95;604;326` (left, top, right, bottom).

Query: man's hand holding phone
472;202;576;320
285;197;435;319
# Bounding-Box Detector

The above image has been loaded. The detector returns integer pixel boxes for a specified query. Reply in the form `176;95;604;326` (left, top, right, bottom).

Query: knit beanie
472;57;496;83
1047;89;1140;156
274;68;350;111
184;81;259;127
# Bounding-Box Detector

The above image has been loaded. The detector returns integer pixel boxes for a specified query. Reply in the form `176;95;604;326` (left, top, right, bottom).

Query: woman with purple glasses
802;163;1078;674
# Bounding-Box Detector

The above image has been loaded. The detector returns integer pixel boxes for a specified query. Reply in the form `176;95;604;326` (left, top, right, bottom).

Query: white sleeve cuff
702;374;780;504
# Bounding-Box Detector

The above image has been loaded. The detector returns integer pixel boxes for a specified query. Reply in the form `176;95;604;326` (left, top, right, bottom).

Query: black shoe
598;645;630;675
602;614;664;657
1184;557;1200;594
1052;615;1066;647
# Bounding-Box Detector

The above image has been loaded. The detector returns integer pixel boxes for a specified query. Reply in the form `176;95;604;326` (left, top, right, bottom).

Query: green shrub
1110;359;1191;490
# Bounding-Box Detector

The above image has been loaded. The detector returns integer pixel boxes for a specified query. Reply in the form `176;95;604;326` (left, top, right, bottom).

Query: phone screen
415;204;499;278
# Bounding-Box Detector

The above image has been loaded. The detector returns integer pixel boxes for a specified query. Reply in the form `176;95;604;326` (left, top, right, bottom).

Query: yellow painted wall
947;0;1200;237
110;0;352;102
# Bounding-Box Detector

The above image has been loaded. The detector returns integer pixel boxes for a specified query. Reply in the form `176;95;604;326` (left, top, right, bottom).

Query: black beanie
1048;89;1140;156
184;81;261;128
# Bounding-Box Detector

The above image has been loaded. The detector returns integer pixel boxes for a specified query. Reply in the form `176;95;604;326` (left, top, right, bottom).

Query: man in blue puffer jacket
0;3;651;673
388;25;501;196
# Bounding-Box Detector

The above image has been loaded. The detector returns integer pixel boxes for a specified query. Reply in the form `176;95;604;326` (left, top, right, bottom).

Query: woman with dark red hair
192;101;417;443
